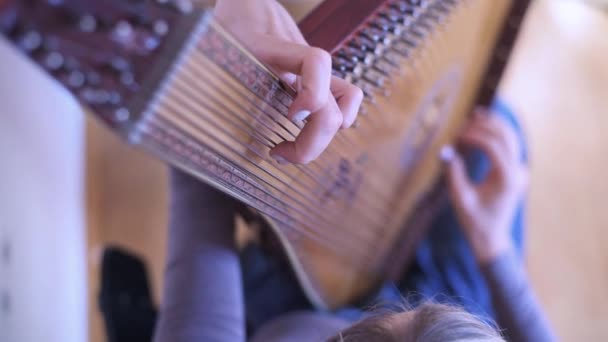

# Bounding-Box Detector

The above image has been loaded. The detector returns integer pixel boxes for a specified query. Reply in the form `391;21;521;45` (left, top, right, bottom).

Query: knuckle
305;93;326;111
351;86;364;102
309;47;332;71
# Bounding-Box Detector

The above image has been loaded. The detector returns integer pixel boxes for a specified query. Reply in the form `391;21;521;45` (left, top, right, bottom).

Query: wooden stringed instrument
0;0;530;310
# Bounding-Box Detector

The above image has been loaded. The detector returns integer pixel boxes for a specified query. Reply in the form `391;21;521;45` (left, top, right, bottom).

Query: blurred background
0;0;606;341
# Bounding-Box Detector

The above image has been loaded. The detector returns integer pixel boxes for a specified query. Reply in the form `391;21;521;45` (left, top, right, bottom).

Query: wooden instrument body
271;0;527;309
1;0;529;310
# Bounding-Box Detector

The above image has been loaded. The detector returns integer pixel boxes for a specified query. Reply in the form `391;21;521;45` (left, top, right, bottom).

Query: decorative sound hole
402;65;463;168
317;156;367;205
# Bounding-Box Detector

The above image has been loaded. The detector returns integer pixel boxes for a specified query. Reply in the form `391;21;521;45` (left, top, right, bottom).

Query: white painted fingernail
293;110;311;123
440;145;456;162
272;154;289;165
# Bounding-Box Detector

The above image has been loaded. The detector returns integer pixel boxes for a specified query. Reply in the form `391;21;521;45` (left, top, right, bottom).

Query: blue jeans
242;98;528;330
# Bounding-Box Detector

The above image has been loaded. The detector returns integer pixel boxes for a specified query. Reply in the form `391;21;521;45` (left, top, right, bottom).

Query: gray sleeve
154;170;246;342
482;251;557;342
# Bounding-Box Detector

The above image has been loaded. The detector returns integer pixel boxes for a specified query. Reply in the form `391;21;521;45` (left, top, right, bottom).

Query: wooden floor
87;1;608;341
500;1;608;340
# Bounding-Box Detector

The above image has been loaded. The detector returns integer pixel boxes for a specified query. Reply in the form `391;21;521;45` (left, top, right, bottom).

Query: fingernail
293;110;311;123
272;154;289;165
440;145;456;162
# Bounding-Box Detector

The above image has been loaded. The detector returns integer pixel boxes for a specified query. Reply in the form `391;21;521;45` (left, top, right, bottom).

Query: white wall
0;38;87;342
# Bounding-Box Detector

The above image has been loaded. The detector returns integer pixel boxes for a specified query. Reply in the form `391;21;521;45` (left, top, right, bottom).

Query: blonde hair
328;303;504;342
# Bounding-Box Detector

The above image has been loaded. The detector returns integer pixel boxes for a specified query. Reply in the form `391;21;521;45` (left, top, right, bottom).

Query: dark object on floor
99;246;157;342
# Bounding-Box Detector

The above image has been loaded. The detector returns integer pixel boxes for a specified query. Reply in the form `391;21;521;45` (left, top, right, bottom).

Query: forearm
154;170;245;342
482;250;556;342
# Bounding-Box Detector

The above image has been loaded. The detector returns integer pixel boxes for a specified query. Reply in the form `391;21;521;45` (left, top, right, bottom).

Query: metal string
154;89;386;254
190;48;399;213
164;76;386;237
137;117;377;267
188;48;396;215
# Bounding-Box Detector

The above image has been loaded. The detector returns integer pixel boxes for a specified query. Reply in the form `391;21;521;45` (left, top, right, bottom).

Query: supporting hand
443;109;529;265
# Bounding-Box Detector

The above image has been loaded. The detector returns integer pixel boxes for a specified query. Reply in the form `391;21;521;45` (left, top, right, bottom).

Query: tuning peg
380;51;402;67
113;20;134;41
390;1;417;16
18;31;42;52
78;14;97;33
86;71;102;86
378;10;401;23
360;28;391;46
405;0;426;7
332;69;346;79
81;88;111;105
120;71;135;86
372;60;393;76
371;19;391;32
407;23;427;39
110;57;131;72
67;70;86;88
363;70;385;88
140;35;161;51
109;92;122;105
337;47;374;65
153;20;169;36
114;108;130;122
44;51;64;70
62;56;78;71
350;36;384;56
173;0;194;14
430;1;451;14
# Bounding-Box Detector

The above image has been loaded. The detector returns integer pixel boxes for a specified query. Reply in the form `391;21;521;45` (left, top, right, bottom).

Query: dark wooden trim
475;0;533;106
299;0;386;52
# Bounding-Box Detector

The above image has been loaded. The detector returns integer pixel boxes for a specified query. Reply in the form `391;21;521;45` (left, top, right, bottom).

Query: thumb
441;146;476;211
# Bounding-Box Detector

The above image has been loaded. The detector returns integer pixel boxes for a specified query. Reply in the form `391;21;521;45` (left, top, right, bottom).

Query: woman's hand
214;0;363;164
442;110;529;265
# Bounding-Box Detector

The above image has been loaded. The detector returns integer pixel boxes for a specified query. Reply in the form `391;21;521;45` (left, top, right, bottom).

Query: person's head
329;303;504;342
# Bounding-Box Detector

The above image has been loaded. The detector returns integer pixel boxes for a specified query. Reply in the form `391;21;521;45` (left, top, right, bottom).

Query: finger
441;146;476;211
486;114;521;164
460;126;510;176
270;95;343;164
247;34;332;120
471;110;520;164
331;77;363;128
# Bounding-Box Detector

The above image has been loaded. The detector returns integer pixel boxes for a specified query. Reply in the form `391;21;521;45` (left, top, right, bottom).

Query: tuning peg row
332;0;461;104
